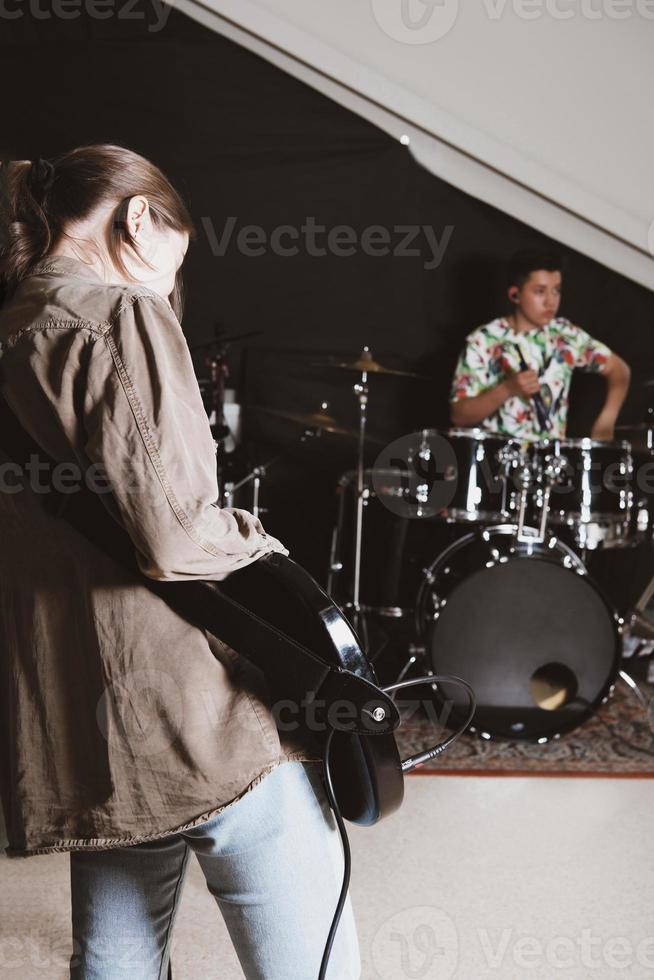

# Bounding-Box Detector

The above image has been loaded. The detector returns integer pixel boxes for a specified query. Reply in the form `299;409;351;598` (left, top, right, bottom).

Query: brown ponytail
0;144;196;318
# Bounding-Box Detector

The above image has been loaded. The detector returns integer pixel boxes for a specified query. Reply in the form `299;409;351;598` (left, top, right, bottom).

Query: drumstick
513;342;552;434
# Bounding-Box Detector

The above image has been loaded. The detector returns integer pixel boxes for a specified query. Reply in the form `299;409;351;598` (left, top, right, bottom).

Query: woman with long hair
0;144;360;979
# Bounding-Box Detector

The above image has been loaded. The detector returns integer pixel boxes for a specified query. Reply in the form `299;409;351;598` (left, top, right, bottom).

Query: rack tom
443;428;524;524
530;437;633;550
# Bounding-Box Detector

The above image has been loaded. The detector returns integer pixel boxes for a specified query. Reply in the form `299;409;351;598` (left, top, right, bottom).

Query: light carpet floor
1;774;653;979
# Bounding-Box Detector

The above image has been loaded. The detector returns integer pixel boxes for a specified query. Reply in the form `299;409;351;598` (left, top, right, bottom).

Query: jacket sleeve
82;290;288;581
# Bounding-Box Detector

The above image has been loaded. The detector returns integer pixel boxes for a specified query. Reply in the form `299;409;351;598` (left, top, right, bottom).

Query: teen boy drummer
449;248;631;441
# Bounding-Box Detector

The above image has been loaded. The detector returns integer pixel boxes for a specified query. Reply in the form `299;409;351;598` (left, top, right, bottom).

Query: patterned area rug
395;674;654;775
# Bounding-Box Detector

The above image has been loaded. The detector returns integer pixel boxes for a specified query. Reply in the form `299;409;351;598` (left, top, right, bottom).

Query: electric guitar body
159;553;405;825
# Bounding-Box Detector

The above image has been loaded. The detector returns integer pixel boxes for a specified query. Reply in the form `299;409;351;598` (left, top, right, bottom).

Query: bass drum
416;525;622;741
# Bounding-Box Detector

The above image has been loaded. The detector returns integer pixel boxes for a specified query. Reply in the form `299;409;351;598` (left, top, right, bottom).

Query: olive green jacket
0;255;307;858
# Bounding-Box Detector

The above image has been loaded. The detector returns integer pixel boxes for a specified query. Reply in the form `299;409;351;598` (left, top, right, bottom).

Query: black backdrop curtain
3;3;654;575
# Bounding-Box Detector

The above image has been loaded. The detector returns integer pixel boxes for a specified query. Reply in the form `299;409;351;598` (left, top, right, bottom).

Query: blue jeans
69;761;361;979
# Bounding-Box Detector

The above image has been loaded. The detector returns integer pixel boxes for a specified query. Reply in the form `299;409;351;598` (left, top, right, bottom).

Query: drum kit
321;353;654;743
202;342;654;743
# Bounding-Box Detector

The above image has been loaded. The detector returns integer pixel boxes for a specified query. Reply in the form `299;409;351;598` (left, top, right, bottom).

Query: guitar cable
317;674;476;979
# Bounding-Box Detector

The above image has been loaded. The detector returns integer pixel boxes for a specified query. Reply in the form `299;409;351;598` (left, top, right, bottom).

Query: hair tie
28;157;56;200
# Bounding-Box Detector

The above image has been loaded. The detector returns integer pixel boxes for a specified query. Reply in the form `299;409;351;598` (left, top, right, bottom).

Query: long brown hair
0;144;195;318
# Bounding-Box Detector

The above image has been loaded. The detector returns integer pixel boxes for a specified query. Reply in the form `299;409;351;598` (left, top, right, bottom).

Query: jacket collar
27;255;105;284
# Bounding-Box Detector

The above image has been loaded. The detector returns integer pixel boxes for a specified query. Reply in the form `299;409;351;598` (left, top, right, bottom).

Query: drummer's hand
504;370;541;400
591;411;616;441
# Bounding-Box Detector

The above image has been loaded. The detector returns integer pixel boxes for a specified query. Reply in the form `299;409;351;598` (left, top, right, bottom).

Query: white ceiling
172;0;654;288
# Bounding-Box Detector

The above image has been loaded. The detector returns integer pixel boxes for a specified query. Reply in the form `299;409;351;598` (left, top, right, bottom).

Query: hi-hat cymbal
251;404;386;445
252;405;358;439
312;347;427;379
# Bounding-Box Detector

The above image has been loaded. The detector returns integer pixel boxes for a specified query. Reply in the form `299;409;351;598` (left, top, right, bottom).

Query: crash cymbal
313;346;427;379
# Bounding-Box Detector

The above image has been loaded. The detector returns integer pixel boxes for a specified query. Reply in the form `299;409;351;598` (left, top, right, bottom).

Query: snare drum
529;438;633;550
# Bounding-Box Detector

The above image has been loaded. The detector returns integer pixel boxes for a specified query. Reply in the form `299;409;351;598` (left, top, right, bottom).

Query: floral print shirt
450;317;612;439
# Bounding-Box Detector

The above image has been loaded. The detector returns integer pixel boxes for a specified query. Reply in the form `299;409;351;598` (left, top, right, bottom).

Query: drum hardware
194;326;263;491
252;402;365;441
222;413;333;513
438;429;641;551
394;644;426;688
414;430;435;515
312;348;428;380
367;605;407;618
529;438;635;553
223;458;280;518
514;454;541;543
627;609;654;641
328;425;652;742
443;428;525;523
322;347;426;641
351;355;370;638
618;669;650;710
515;450;570;544
615;419;654;453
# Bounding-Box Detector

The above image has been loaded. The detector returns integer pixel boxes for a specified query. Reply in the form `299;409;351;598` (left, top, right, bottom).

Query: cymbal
313;347;426;379
615;423;654;431
252;405;358;439
252;404;387;446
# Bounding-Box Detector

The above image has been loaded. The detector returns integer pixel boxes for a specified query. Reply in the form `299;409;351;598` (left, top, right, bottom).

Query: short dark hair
507;247;563;289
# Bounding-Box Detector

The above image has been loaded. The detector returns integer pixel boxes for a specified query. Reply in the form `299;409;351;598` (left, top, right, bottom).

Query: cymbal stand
223;456;281;518
222;426;324;518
